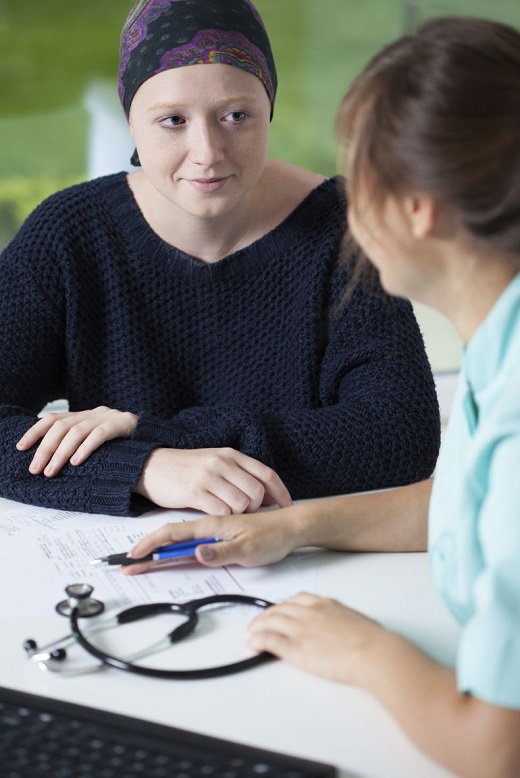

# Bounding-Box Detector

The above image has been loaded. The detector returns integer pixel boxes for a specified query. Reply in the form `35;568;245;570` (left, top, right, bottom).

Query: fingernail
29;459;40;474
70;454;79;465
199;546;214;560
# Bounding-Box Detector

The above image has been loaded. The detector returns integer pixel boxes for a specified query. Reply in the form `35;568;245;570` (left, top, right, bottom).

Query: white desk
0;496;460;778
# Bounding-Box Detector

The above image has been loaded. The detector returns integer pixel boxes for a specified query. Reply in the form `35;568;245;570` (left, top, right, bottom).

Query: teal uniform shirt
429;272;520;709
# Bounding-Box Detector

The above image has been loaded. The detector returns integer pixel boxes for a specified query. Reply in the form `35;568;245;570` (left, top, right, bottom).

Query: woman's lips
187;176;230;192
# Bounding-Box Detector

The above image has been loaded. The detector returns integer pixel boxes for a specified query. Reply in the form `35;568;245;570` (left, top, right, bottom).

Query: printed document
0;498;318;619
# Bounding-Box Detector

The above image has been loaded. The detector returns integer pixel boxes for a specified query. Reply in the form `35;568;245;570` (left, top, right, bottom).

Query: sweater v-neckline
109;172;341;280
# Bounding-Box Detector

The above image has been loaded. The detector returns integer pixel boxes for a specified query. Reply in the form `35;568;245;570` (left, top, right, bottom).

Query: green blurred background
0;0;519;248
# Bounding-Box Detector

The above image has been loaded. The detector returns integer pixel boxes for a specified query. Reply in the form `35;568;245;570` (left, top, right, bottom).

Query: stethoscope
23;583;274;679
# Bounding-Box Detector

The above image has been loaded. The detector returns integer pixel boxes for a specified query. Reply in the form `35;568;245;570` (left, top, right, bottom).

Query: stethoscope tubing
68;593;275;679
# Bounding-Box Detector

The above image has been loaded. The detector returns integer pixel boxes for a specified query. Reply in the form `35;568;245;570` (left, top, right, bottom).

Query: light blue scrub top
429;272;520;710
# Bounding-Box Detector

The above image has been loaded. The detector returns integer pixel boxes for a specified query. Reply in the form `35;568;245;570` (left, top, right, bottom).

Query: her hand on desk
247;593;381;684
16;406;138;476
122;503;300;576
134;448;292;517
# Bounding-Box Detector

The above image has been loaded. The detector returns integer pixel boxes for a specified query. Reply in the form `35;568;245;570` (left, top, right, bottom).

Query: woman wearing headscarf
1;0;439;516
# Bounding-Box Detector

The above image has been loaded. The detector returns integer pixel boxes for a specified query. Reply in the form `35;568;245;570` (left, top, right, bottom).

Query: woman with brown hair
129;16;520;775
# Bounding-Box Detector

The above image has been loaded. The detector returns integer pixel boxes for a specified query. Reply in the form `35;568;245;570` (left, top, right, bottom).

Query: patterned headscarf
118;0;277;120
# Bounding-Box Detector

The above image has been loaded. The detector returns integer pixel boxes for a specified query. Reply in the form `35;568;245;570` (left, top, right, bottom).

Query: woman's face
128;63;271;220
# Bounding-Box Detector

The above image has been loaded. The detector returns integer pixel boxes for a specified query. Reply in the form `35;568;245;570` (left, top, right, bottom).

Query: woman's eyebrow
147;95;258;112
147;101;187;112
213;94;258;104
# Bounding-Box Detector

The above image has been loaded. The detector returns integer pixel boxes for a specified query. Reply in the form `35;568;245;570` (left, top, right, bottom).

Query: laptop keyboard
0;685;336;778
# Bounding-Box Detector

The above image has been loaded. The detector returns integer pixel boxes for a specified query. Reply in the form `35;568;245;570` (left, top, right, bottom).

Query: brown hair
337;17;520;254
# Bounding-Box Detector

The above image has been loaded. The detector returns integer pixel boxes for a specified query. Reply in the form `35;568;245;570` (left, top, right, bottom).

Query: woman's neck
128;172;261;262
425;241;519;344
127;161;325;263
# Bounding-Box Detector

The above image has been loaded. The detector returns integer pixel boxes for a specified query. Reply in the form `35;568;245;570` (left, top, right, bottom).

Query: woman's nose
189;122;224;166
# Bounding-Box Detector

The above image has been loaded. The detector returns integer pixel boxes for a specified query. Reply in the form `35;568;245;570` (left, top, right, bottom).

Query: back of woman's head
338;17;520;254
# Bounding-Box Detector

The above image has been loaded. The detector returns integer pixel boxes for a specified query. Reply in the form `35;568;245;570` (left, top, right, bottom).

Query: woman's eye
162;115;185;127
228;111;246;122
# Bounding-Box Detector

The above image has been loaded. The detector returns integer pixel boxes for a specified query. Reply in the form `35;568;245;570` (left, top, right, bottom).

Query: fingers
16;408;137;476
248;594;329;640
199;469;265;515
196;449;292;514
137;448;291;516
121;539;237;577
131;525;254;570
18;414;85;475
185;449;268;515
249;593;323;635
207;449;292;513
123;532;269;576
246;593;373;686
124;505;303;577
246;594;334;662
129;520;220;560
264;475;293;509
247;595;314;657
122;518;225;577
192;534;268;568
16;413;69;454
192;487;244;517
235;453;292;509
121;560;156;576
32;421;97;476
69;411;137;465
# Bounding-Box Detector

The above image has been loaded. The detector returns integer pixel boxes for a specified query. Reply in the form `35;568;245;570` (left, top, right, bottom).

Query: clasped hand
16;407;291;514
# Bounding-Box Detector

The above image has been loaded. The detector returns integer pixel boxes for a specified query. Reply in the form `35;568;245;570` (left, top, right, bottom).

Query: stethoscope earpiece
50;648;67;661
23;639;37;654
23;638;67;663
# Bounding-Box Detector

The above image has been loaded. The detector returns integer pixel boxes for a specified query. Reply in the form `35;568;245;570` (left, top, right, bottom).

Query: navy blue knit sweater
0;173;440;516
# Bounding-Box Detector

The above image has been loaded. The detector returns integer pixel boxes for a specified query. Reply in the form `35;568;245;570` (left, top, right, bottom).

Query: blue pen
90;537;225;567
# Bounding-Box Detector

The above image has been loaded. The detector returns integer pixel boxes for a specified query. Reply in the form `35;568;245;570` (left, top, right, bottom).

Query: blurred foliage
0;0;130;116
0;175;81;248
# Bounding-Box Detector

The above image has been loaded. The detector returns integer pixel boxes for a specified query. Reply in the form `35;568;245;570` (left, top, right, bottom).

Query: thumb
195;538;241;567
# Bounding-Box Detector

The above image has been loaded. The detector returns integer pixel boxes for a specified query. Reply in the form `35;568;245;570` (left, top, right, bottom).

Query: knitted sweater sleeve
133;263;441;499
0;205;158;517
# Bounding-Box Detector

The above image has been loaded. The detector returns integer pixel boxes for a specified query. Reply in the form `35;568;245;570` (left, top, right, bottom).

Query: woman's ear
404;193;437;239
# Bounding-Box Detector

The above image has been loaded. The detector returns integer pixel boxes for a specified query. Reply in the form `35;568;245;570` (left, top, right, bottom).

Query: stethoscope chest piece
56;583;104;618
